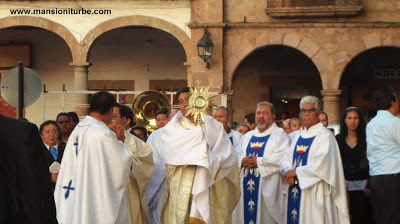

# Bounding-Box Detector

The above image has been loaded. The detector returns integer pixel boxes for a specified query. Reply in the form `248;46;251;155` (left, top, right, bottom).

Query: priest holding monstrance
151;86;240;223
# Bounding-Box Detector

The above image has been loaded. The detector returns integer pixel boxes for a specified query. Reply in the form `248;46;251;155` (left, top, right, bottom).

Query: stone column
70;62;91;115
320;89;342;124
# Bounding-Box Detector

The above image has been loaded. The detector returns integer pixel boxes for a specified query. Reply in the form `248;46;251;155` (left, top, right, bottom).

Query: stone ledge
265;5;363;18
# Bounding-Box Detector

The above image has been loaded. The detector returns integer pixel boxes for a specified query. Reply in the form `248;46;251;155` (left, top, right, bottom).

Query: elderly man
55;91;134;224
213;106;242;156
366;87;400;224
233;102;290;224
108;103;154;224
281;96;349;224
149;87;240;223
319;111;329;127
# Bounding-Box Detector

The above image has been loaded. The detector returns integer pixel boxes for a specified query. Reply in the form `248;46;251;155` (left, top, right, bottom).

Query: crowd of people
1;86;399;224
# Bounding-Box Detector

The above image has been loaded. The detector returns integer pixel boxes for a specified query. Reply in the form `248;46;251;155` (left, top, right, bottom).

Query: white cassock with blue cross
287;136;315;224
281;123;350;224
232;122;290;224
54;116;133;224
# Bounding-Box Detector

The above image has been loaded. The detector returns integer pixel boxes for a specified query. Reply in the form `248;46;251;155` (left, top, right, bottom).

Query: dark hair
236;123;250;131
119;104;134;127
130;125;148;141
39;120;62;140
56;112;70;122
156;108;169;118
176;87;191;101
245;113;255;124
320;111;328;119
88;91;116;115
374;87;398;110
339;107;366;141
68;111;79;123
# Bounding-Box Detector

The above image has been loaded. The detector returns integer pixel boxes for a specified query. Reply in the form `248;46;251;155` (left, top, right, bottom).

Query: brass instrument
132;91;172;133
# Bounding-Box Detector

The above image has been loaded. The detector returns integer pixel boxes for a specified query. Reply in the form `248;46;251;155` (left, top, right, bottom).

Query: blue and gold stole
243;134;271;224
287;136;316;224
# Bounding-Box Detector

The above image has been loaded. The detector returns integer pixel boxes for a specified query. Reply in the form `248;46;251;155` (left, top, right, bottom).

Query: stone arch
0;16;78;61
80;15;190;62
333;31;400;90
226;32;325;91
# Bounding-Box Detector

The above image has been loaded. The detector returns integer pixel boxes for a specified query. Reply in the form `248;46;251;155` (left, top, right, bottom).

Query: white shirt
366;110;400;175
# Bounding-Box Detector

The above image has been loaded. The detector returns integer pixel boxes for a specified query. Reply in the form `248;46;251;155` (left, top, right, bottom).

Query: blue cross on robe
74;136;79;156
287;136;315;224
63;179;75;199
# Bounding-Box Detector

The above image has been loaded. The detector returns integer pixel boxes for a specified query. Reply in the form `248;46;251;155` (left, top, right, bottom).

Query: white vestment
158;111;240;223
280;123;350;224
232;123;290;224
146;128;165;224
227;129;242;158
54;116;134;224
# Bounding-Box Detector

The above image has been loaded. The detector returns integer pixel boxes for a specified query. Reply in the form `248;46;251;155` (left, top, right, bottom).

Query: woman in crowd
336;107;374;224
39;120;65;185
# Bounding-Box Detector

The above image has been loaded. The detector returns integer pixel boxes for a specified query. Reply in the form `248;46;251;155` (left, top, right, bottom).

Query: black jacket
0;114;57;224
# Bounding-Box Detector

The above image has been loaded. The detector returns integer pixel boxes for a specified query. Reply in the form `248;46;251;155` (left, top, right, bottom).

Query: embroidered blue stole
229;136;233;145
243;134;271;224
287;136;316;224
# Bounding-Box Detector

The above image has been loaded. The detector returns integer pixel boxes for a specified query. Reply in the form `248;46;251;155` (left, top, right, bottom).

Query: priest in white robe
153;87;240;224
54;91;134;224
280;96;349;224
232;102;289;224
108;103;154;224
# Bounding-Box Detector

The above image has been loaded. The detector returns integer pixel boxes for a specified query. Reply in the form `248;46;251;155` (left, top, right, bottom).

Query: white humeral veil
160;111;240;223
54;116;133;224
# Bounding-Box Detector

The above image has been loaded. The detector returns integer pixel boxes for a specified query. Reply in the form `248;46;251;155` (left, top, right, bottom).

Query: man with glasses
280;96;349;224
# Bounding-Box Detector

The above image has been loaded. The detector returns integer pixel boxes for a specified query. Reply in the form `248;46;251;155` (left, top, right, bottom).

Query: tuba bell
132;91;172;133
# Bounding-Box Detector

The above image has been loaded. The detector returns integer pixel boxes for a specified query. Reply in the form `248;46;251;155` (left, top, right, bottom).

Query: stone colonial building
0;0;399;126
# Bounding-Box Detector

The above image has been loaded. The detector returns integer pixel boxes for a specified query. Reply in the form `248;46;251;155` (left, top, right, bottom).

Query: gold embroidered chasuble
124;131;155;224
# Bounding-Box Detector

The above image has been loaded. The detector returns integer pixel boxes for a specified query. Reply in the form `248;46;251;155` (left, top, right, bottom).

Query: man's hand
51;172;59;183
284;169;297;186
241;155;258;169
113;124;125;143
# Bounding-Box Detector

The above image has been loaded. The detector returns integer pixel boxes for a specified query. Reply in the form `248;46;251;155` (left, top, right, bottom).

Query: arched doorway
0;26;73;124
340;46;400;120
231;45;321;123
87;26;187;104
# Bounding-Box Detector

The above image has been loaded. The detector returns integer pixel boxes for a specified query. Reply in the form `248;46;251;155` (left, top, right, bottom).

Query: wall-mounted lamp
197;27;214;68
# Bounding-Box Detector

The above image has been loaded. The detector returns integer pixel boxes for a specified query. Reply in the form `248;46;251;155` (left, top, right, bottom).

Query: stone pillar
320;89;342;124
70;62;91;115
226;89;235;123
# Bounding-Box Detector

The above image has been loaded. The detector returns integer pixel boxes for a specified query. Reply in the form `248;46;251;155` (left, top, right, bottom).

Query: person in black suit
0;114;57;224
39;120;65;185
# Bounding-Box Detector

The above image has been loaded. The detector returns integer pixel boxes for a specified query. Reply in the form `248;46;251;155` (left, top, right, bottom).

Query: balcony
265;0;363;18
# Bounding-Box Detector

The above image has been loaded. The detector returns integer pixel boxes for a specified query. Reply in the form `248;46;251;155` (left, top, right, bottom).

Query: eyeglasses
300;108;318;113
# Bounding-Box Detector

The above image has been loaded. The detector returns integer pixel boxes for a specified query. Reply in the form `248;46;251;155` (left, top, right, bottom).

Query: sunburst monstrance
185;85;213;125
